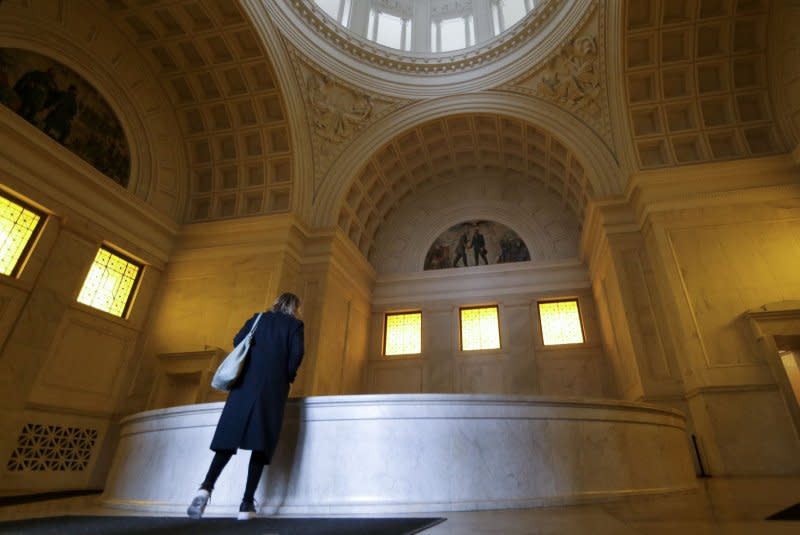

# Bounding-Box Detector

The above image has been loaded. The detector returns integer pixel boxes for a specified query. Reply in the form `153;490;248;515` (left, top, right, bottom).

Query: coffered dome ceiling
337;113;592;258
94;0;295;223
4;0;795;234
622;0;791;168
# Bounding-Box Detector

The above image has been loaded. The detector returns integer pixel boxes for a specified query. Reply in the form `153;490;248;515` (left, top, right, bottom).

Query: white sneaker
237;499;257;520
187;489;210;519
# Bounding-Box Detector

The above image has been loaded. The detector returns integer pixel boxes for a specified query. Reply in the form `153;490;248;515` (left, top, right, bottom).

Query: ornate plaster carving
306;72;375;143
502;1;612;145
537;36;601;117
286;0;564;74
288;46;410;194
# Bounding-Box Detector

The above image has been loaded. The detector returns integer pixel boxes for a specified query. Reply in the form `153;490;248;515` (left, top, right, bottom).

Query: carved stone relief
536;36;601;117
287;46;409;193
306;72;375;143
503;3;612;145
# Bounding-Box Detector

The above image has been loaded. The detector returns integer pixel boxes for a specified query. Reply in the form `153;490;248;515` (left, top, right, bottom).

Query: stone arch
310;91;622;230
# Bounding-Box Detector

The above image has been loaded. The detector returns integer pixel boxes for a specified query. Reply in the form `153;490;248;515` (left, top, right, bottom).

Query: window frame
368;7;413;51
458;304;502;352
76;244;144;320
383;310;423;357
537;298;586;347
0;189;46;278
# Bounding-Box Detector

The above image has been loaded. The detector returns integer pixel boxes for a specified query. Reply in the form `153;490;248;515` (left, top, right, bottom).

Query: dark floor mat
0;491;102;508
766;502;800;521
0;515;446;534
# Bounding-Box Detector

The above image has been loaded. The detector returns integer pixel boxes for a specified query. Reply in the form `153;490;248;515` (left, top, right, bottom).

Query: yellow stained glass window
77;247;141;318
539;300;584;345
0;193;43;276
460;306;501;351
384;312;421;356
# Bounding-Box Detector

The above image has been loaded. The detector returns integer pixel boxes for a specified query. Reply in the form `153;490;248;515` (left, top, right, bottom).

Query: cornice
580;154;800;267
0;108;179;264
684;383;778;400
261;0;594;98
287;0;564;74
372;258;590;305
745;301;800;326
624;155;800;220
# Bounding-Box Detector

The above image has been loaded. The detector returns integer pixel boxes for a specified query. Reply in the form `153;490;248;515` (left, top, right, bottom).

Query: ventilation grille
6;424;98;472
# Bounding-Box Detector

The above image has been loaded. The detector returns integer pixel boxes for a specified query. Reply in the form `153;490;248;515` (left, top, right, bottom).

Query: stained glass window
384;311;421;355
538;300;584;345
0;192;43;277
460;306;501;351
77;247;142;318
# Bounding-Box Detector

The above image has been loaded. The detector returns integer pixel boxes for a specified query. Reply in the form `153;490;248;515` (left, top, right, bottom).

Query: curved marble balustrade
102;394;698;515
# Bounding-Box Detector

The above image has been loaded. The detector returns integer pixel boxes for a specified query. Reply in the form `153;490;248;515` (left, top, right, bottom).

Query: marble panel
28;309;137;415
102;395;697;515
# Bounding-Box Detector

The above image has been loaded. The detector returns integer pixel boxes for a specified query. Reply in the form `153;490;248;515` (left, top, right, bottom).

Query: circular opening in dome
311;0;546;54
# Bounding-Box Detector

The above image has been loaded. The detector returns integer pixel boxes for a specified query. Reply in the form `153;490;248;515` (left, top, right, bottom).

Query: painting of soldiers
0;48;130;187
424;221;531;271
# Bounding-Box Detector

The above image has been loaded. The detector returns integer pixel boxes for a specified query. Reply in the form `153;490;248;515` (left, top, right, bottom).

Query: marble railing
101;394;698;515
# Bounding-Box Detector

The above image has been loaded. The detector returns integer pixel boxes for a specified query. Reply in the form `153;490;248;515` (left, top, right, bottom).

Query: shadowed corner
766;502;800;521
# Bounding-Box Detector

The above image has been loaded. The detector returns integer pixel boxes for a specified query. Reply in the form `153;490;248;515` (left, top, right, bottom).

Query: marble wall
134;218;374;403
0;114;173;492
366;262;610;397
585;155;800;477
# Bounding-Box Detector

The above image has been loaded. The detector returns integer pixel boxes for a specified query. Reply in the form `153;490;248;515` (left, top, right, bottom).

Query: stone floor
0;478;798;534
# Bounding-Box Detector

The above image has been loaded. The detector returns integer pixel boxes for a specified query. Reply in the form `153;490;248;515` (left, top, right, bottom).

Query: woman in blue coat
187;292;304;520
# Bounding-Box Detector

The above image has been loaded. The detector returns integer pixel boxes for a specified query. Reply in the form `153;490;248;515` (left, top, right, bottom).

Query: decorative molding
286;46;410;194
312;91;623;230
0;108;179;264
259;0;594;99
305;71;375;143
536;36;601;116
684;383;779;400
287;0;564;74
503;1;612;145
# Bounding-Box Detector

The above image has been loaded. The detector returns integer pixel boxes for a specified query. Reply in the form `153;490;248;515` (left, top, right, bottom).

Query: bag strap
247;312;263;336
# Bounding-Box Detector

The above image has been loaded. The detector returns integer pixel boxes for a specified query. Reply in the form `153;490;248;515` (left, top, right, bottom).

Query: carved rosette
503;2;611;144
286;46;409;193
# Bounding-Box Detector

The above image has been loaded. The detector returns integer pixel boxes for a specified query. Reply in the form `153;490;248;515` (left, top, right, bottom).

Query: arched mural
0;48;130;187
424;220;531;270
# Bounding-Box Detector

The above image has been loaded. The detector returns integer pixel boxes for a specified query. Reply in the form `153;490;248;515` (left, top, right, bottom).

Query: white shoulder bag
211;313;263;392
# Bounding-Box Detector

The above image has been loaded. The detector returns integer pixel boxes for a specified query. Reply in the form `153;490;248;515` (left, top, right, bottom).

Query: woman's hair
271;292;301;317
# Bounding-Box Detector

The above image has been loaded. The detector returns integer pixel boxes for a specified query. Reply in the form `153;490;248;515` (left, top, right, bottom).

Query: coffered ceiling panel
338;113;592;258
623;0;789;169
97;0;294;222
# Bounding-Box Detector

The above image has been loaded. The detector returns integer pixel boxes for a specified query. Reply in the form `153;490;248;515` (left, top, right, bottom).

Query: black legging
200;450;268;502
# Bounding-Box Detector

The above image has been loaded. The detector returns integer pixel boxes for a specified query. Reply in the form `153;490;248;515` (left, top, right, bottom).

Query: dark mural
424;220;531;270
0;48;130;187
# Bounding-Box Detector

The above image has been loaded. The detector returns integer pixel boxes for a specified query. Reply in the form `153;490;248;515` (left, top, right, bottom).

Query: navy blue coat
210;311;304;460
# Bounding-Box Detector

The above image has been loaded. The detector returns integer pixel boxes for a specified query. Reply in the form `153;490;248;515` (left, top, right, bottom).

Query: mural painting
0;48;130;187
424;221;531;270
